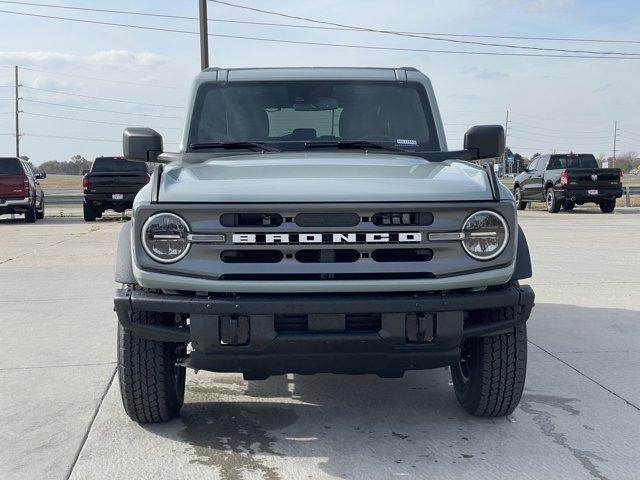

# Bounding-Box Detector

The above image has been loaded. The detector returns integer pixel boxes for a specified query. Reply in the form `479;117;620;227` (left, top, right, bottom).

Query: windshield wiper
304;141;399;152
189;142;280;152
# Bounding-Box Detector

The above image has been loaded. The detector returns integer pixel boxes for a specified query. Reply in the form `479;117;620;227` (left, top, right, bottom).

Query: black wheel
562;201;575;211
514;187;526;211
451;307;527;417
36;197;45;219
83;202;96;222
118;311;187;423
546;188;561;213
25;199;37;223
599;199;615;213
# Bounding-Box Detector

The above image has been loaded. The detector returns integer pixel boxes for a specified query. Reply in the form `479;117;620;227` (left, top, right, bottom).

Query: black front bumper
115;284;534;379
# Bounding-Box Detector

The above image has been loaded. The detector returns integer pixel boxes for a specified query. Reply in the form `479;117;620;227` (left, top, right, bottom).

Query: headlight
141;212;191;263
461;210;509;260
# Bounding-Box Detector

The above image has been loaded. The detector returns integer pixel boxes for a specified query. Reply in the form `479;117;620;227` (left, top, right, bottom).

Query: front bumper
114;283;535;379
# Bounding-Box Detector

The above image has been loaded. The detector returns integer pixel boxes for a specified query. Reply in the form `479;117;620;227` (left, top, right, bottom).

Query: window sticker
396;139;418;146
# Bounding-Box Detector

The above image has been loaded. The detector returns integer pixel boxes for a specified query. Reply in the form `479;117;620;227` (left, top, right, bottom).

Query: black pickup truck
513;153;623;213
82;156;150;221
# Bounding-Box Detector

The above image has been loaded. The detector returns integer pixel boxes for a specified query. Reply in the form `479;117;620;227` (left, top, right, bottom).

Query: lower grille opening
345;313;382;332
295;249;360;263
371;248;433;262
221;250;283;263
274;315;308;333
219;272;435;281
274;313;381;333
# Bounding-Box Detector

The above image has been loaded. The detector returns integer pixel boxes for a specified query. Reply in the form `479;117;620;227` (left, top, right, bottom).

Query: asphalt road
1;209;639;480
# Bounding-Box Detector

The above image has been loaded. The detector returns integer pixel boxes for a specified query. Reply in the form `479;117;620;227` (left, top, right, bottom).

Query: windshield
92;157;148;173
548;154;598;169
0;158;24;176
188;81;439;151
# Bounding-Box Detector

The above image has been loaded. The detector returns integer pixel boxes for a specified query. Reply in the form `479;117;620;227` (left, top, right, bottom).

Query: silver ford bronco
114;67;534;423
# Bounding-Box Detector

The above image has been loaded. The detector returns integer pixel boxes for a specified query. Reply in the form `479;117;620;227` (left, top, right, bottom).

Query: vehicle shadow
138;302;639;479
0;215;130;225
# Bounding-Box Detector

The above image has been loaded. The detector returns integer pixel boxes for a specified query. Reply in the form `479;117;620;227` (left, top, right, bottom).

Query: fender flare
511;225;532;281
115;221;136;284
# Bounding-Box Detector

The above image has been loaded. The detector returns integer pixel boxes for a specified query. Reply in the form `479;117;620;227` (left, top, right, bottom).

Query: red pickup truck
0;157;45;223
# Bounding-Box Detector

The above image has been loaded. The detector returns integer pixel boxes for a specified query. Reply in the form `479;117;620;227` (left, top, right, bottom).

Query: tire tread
118;311;184;423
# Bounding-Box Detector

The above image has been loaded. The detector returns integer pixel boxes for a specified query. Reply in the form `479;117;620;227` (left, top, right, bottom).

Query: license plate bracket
588;189;598;195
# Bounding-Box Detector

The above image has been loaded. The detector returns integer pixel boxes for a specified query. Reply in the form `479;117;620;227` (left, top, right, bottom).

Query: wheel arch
115;221;136;284
510;225;532;281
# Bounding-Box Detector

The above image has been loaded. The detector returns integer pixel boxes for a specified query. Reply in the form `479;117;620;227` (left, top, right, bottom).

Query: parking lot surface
1;209;639;480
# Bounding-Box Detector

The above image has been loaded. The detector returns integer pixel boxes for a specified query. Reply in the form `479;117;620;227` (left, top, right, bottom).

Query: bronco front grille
134;202;517;283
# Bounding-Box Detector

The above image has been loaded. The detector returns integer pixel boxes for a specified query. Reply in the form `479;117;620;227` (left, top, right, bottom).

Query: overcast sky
1;0;639;165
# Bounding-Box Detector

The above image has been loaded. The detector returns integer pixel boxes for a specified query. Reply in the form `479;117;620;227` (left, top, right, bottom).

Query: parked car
82;156;150;221
513;153;623;213
113;67;534;423
0;157;45;222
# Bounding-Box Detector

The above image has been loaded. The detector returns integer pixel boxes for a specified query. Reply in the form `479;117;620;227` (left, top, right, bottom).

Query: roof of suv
195;67;425;83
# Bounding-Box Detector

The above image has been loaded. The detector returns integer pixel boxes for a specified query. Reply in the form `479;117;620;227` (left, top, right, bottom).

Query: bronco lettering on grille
232;232;422;244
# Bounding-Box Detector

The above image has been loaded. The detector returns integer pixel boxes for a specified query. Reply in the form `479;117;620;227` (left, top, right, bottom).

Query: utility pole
502;109;509;177
14;65;20;158
612;120;618;168
199;0;210;70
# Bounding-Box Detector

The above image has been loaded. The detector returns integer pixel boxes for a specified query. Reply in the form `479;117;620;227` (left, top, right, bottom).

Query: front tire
546;188;561;213
599;199;615;213
451;307;527;417
118;311;187;423
514;187;526;211
83;202;96;222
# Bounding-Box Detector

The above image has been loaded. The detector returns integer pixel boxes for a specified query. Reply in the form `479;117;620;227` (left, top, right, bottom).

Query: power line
18;66;180;90
509;134;612;147
2;0;639;46
510;146;612;152
1;8;640;60
21;86;182;109
509;127;612;140
509;120;609;135
22;132;180;145
23;132;119;143
618;130;640;141
22;111;181;130
209;0;640;57
22;98;183;119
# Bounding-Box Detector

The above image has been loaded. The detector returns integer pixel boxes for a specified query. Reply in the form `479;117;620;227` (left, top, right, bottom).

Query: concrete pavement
1;209;639;480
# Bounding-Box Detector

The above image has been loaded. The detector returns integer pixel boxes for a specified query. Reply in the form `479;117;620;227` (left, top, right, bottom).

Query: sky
0;0;639;165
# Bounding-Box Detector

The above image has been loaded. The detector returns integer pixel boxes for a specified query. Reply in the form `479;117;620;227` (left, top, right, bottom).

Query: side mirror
464;125;505;159
82;169;89;176
123;127;163;162
35;171;46;179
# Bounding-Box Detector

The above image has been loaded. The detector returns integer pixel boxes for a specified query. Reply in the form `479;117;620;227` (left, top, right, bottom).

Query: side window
528;158;538;171
536;157;547;171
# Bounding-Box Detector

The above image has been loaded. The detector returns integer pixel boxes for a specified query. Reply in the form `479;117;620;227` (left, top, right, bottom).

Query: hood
159;152;493;203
